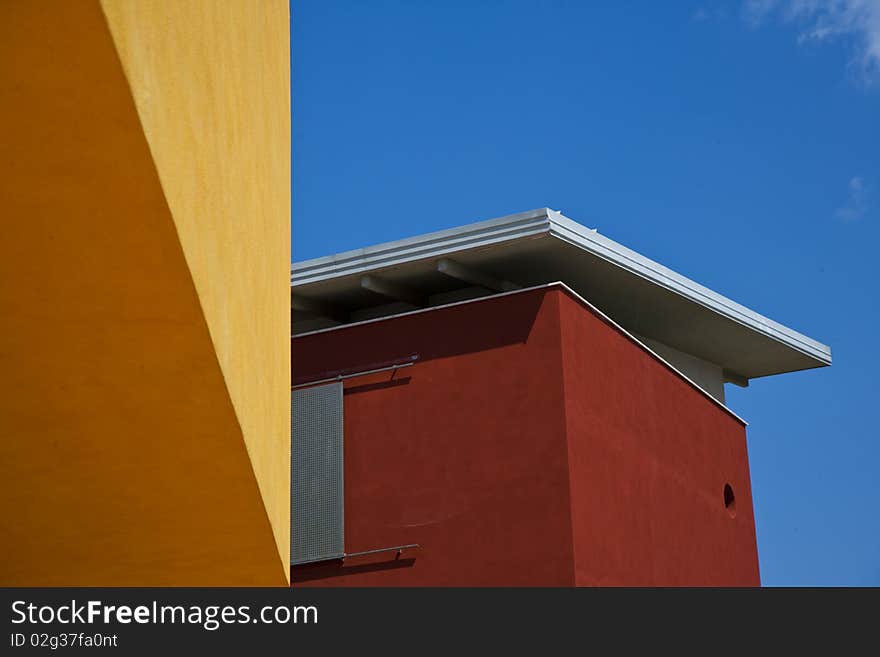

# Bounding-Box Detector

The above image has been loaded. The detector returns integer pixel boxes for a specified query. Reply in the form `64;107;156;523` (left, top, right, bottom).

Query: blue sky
291;1;879;585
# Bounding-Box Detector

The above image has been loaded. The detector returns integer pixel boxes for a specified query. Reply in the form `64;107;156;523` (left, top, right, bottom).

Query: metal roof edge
289;207;831;371
546;210;832;368
290;208;553;286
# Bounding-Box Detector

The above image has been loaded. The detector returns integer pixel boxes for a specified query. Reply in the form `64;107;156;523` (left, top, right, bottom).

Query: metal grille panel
291;382;344;564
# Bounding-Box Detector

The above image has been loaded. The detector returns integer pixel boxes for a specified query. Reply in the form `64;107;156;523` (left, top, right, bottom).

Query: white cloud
745;0;880;81
836;175;870;221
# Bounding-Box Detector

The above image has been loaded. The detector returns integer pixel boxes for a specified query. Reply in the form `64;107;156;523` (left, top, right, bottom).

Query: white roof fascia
291;208;551;287
545;210;831;366
290;207;831;368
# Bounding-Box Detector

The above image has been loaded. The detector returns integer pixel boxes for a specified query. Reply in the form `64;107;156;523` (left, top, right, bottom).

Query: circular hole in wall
723;483;736;517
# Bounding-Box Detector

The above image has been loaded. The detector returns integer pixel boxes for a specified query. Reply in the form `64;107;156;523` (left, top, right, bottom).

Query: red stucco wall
291;286;760;586
557;292;760;586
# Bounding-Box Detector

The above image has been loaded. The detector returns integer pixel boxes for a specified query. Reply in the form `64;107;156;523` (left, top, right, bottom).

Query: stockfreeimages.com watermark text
11;599;317;633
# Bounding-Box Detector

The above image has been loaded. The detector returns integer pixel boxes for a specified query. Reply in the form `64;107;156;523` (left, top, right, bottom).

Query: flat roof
291;208;831;381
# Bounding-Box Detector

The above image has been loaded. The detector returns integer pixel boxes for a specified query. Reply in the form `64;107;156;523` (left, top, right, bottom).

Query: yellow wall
0;1;289;585
101;0;292;580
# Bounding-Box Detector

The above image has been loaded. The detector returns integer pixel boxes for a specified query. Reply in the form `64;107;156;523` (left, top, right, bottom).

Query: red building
289;209;831;586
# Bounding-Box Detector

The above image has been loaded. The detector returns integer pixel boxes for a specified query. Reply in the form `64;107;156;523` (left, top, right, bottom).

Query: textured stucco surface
292;290;575;585
559;293;759;585
100;0;291;576
291;289;759;586
0;1;289;585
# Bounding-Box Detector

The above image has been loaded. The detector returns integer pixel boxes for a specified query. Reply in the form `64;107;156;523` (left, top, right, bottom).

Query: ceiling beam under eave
436;257;520;292
723;370;749;388
290;292;348;324
360;275;425;307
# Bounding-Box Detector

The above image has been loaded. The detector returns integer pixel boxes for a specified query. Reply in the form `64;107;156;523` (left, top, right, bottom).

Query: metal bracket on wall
343;544;420;561
292;355;419;390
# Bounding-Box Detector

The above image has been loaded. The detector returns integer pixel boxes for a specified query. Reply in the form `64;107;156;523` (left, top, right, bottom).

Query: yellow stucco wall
100;0;291;580
0;1;289;585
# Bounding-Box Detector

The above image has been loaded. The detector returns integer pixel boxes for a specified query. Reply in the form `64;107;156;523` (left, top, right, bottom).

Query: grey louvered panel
291;382;344;564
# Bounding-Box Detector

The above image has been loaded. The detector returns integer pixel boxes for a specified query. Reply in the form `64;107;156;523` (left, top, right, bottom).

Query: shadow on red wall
292;291;546;384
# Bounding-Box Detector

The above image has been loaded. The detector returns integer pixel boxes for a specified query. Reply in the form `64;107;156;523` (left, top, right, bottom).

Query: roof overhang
291;208;831;381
